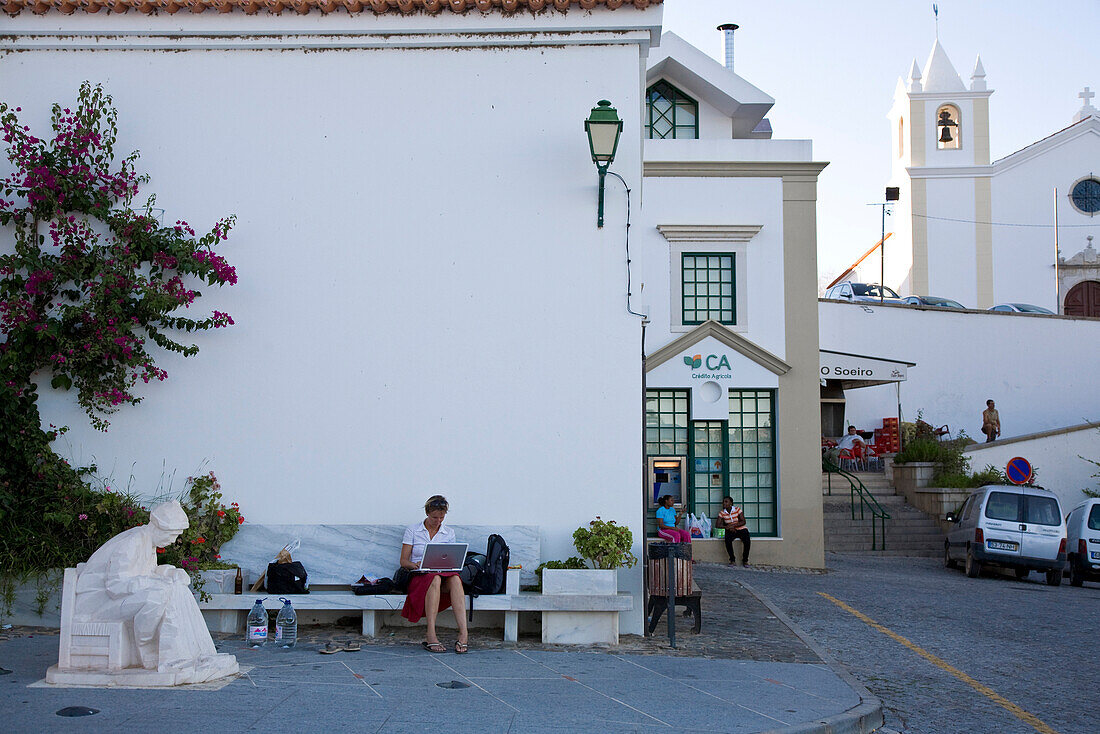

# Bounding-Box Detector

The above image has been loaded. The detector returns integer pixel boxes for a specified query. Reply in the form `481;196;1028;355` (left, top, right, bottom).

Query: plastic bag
699;515;712;538
688;513;706;539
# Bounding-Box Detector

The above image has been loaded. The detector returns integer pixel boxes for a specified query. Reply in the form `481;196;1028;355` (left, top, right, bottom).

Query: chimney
717;23;739;72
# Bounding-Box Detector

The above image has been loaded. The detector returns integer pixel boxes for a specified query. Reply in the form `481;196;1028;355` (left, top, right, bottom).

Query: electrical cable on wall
913;213;1094;228
606;170;647;319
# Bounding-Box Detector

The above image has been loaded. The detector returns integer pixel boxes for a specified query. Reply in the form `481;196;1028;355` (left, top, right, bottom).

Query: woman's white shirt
402;521;456;565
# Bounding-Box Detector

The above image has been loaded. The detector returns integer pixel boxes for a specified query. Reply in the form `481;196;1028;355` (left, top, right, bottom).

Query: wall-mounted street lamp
584;100;623;228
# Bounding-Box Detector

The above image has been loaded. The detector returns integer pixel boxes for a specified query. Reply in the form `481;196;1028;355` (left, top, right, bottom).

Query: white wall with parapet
964;424;1100;511
992;132;1100;312
820;301;1100;441
4;8;662;633
644;138;811;163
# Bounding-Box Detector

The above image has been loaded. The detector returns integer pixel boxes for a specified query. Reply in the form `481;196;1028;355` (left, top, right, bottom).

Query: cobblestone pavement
199;562;819;664
734;553;1100;734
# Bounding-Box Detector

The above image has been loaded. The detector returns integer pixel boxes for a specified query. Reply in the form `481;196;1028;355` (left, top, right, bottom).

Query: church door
1064;280;1100;317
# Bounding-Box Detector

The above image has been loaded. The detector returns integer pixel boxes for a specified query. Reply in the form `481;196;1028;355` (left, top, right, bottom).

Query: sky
661;0;1100;286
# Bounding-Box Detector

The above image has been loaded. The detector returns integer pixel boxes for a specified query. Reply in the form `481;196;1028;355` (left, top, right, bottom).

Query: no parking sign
1006;457;1033;485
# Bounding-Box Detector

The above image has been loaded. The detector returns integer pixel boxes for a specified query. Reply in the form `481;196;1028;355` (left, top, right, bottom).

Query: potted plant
541;517;637;596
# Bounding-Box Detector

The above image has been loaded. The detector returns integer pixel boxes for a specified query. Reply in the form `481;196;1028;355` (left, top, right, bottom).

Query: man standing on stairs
981;399;1001;443
718;496;751;566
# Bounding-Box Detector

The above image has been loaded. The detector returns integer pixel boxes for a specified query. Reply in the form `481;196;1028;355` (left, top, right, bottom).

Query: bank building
5;2;827;635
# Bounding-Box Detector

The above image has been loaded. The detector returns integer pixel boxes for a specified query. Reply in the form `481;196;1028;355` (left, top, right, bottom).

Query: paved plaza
0;564;881;734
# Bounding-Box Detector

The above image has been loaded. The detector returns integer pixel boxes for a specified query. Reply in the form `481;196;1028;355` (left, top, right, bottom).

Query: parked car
944;485;1066;585
904;295;965;309
1065;498;1100;587
987;303;1055;314
824;282;904;303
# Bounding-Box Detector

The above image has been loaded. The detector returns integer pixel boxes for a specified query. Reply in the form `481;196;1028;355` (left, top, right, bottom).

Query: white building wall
4;11;659;632
924;176;978;303
638;175;786;357
964;424;1100;511
992;134;1100;311
820;301;1100;441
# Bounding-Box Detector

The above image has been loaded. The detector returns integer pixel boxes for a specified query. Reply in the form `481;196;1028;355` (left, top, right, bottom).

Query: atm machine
648;456;686;508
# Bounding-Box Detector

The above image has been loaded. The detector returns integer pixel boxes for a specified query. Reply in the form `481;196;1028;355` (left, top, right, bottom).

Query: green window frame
681;252;735;325
646;80;699;140
727;390;777;537
645;389;690;535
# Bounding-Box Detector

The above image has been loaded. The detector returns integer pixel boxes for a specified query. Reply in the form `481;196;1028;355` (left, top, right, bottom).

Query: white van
1065;498;1100;587
944;485;1067;585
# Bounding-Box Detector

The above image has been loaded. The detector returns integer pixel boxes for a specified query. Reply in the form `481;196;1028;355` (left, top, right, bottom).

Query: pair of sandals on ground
319;641;362;654
318;639;466;654
422;639;467;654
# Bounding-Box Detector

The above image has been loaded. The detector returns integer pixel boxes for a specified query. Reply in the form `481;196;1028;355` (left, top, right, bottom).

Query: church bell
937;109;956;143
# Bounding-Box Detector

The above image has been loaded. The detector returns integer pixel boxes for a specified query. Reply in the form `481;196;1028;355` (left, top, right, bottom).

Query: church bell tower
886;40;995;306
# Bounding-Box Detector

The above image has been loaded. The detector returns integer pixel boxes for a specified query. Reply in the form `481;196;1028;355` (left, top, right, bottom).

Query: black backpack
459;552;488;592
472;534;510;595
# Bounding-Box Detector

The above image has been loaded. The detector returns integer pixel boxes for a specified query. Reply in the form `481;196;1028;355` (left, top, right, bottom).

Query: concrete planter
195;568;240;598
910;487;973;531
892;462;937;501
880;453;898;483
541;568;618;645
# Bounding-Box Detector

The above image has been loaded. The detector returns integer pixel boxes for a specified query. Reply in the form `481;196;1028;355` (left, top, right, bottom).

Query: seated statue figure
47;500;239;686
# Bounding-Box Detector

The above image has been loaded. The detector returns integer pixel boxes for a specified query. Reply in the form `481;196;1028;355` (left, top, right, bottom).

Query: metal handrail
823;458;891;550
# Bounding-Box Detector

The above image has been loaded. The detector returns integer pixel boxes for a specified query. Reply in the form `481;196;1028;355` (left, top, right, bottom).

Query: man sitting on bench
717;496;750;567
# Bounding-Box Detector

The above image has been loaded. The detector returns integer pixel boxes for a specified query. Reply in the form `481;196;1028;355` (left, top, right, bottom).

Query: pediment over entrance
646;320;790;377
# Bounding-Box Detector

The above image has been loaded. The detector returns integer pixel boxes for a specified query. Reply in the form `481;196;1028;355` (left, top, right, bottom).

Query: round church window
1071;178;1100;214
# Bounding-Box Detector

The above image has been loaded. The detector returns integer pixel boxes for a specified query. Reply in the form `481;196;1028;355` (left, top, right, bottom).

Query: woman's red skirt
401;571;460;623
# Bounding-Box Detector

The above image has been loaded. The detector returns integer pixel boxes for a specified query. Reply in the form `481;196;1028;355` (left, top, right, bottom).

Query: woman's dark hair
659;494;673;506
425;495;449;513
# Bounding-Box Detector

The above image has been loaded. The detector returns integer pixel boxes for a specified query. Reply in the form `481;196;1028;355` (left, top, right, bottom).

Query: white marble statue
46;501;239;686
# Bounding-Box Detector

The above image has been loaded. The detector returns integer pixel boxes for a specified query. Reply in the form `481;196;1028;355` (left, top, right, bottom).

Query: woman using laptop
399;495;469;653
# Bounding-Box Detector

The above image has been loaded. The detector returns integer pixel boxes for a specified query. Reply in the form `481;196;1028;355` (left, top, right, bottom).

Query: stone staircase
822;471;945;557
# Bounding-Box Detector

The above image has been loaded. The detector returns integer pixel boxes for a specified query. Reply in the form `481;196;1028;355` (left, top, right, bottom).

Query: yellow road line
818;592;1060;734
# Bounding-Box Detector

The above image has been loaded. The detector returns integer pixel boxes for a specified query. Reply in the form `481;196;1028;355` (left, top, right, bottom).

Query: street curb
737;578;886;734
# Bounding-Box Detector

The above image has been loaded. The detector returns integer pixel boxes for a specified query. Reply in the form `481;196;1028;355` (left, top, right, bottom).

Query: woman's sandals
421;641;447;653
454;641;468;654
319;641;362;655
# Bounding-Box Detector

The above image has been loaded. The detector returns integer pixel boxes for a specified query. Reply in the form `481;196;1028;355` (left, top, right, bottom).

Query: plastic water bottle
274;597;297;648
246;599;268;646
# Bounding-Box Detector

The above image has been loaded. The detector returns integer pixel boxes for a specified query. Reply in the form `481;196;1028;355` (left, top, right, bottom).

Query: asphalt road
735;553;1100;734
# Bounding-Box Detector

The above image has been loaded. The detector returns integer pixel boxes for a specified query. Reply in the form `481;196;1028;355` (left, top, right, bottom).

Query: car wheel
944;543;958;569
1070;562;1084;587
965;549;982;578
1014;567;1029;580
1046;569;1062;587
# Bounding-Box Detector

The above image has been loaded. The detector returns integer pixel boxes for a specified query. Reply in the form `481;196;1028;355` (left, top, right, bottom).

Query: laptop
417;543;468;572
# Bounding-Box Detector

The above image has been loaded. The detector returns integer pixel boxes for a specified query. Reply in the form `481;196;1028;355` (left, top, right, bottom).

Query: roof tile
7;0;661;15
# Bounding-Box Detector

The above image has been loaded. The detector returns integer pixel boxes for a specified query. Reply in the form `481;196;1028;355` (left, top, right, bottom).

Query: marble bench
201;523;632;643
199;568;633;643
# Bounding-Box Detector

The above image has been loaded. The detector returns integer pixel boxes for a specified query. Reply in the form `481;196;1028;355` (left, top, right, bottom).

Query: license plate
988;540;1018;552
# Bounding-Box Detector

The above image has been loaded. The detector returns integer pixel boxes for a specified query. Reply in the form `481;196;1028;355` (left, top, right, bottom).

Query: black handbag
352;576;396;595
392;566;412;593
265;561;308;594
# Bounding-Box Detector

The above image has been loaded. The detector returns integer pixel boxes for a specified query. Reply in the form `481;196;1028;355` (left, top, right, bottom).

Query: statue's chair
56;565;140;672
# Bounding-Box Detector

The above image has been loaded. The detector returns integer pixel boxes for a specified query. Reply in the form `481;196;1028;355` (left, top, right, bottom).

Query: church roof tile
4;0;660;16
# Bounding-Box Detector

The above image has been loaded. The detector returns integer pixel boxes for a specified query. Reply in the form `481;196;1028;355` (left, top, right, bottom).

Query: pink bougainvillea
0;82;237;431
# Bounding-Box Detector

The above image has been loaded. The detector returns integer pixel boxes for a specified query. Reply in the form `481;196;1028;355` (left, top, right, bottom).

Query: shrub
572;517;638;570
0;82;237;600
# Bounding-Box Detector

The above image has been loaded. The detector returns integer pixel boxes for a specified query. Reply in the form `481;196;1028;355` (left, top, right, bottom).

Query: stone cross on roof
1074;86;1098;123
